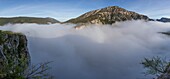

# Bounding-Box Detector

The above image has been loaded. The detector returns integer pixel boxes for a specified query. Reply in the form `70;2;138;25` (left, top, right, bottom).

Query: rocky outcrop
66;6;149;25
0;30;30;77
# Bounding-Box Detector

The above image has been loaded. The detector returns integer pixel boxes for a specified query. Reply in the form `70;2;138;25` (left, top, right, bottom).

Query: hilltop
0;17;60;26
66;6;149;25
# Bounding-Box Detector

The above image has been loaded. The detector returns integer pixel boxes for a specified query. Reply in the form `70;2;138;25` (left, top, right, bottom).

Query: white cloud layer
0;20;170;79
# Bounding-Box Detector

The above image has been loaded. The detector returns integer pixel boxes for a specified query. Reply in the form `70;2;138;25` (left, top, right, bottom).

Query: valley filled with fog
0;20;170;79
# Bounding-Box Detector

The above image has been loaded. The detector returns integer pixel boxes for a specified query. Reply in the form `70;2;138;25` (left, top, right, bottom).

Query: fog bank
0;21;170;79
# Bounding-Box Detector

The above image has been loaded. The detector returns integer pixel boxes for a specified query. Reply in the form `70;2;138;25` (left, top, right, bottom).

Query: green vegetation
0;17;60;26
0;56;28;79
0;30;22;35
141;56;170;78
0;60;52;79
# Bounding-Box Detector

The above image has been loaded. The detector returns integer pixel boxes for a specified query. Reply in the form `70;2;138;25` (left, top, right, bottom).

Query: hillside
66;6;149;25
0;17;60;26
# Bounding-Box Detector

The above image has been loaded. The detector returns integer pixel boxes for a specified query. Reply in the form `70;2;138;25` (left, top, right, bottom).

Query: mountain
156;17;170;22
0;17;60;26
65;6;149;25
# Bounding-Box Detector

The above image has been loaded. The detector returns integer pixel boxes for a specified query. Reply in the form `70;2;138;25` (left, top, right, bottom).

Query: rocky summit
66;6;149;25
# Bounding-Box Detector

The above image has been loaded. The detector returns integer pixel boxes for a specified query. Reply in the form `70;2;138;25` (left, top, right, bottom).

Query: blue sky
0;0;170;21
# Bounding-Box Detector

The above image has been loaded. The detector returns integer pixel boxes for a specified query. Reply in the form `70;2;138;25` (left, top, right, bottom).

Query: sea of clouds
0;20;170;79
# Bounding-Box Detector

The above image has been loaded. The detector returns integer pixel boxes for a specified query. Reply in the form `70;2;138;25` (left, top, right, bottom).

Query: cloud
0;20;170;79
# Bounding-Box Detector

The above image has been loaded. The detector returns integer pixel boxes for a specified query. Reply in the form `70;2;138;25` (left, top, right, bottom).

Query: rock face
0;17;60;26
156;17;170;23
66;6;149;24
0;30;30;77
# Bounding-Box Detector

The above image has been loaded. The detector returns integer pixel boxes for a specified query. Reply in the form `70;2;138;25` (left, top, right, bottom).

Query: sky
0;0;170;22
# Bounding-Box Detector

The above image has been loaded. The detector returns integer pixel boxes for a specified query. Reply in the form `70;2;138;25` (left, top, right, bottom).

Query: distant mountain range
156;17;170;22
0;17;60;26
0;6;170;26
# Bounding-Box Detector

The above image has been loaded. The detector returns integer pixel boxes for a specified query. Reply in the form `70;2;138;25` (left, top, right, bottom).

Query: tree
141;56;170;79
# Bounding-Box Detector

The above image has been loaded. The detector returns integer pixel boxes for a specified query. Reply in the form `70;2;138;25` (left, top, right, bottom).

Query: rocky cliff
66;6;149;25
0;30;30;78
